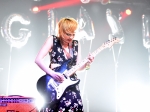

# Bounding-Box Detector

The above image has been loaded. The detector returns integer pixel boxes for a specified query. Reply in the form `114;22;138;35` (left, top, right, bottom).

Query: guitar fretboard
65;38;118;77
65;43;106;77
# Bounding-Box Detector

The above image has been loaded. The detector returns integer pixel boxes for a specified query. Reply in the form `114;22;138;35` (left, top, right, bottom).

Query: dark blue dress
43;35;84;112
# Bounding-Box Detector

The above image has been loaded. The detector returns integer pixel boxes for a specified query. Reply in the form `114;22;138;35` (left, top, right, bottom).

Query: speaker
0;95;38;112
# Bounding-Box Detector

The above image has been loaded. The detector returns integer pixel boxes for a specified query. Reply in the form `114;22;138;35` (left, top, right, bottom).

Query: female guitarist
35;17;94;112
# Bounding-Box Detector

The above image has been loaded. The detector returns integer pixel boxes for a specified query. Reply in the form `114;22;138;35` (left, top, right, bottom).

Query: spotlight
80;0;90;4
31;6;40;13
118;9;132;20
125;9;132;16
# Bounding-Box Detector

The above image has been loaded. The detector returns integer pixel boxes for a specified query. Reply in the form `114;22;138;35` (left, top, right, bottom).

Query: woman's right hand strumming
50;71;64;83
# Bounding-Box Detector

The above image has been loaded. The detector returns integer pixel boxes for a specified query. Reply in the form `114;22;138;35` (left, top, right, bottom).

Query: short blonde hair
57;17;78;38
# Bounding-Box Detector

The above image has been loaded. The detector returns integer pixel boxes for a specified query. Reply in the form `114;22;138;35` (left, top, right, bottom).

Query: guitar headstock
103;37;120;48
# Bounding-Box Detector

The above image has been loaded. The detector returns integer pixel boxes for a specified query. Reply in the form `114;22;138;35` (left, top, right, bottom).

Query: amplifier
0;95;38;112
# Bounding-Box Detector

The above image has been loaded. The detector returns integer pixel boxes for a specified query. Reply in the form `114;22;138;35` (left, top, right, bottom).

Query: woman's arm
35;36;54;75
35;36;64;82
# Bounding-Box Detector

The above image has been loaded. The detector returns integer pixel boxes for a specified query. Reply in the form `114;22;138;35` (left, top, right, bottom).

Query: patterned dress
43;35;84;112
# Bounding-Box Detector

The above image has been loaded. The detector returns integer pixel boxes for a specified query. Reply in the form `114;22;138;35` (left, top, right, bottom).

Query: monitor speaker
0;95;38;112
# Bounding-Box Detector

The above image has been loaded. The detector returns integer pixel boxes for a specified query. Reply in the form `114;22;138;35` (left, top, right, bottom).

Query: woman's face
58;18;78;45
61;30;76;45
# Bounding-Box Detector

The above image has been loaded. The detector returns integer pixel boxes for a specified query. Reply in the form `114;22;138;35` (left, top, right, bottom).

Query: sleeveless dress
43;35;84;112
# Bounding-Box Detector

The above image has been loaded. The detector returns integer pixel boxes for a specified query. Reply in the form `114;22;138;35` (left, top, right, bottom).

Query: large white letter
1;14;31;48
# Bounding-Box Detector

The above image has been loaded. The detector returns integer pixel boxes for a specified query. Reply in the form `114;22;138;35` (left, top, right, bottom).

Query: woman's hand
87;53;94;63
50;71;64;83
85;54;94;70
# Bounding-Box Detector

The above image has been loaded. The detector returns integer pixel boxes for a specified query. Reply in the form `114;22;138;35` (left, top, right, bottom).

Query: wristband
85;63;90;70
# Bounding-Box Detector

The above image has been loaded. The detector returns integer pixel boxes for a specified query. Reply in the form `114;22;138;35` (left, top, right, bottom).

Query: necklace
60;38;73;59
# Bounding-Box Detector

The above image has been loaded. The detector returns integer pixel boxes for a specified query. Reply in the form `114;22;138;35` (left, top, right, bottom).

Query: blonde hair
57;17;78;38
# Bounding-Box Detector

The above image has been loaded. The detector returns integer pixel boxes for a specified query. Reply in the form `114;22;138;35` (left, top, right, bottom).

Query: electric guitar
36;37;120;103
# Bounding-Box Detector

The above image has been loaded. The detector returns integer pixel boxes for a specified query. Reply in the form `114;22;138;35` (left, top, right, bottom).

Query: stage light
118;9;132;20
125;9;132;16
32;6;40;13
35;94;45;111
80;0;90;4
37;1;80;11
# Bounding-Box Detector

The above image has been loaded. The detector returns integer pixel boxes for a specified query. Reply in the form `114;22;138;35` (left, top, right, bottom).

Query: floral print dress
42;35;84;112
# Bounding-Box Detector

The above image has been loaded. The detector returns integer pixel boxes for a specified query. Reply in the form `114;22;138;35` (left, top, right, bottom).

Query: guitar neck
64;37;119;77
65;45;105;77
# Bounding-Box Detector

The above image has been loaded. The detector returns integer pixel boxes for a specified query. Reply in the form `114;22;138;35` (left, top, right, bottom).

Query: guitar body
36;59;80;103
